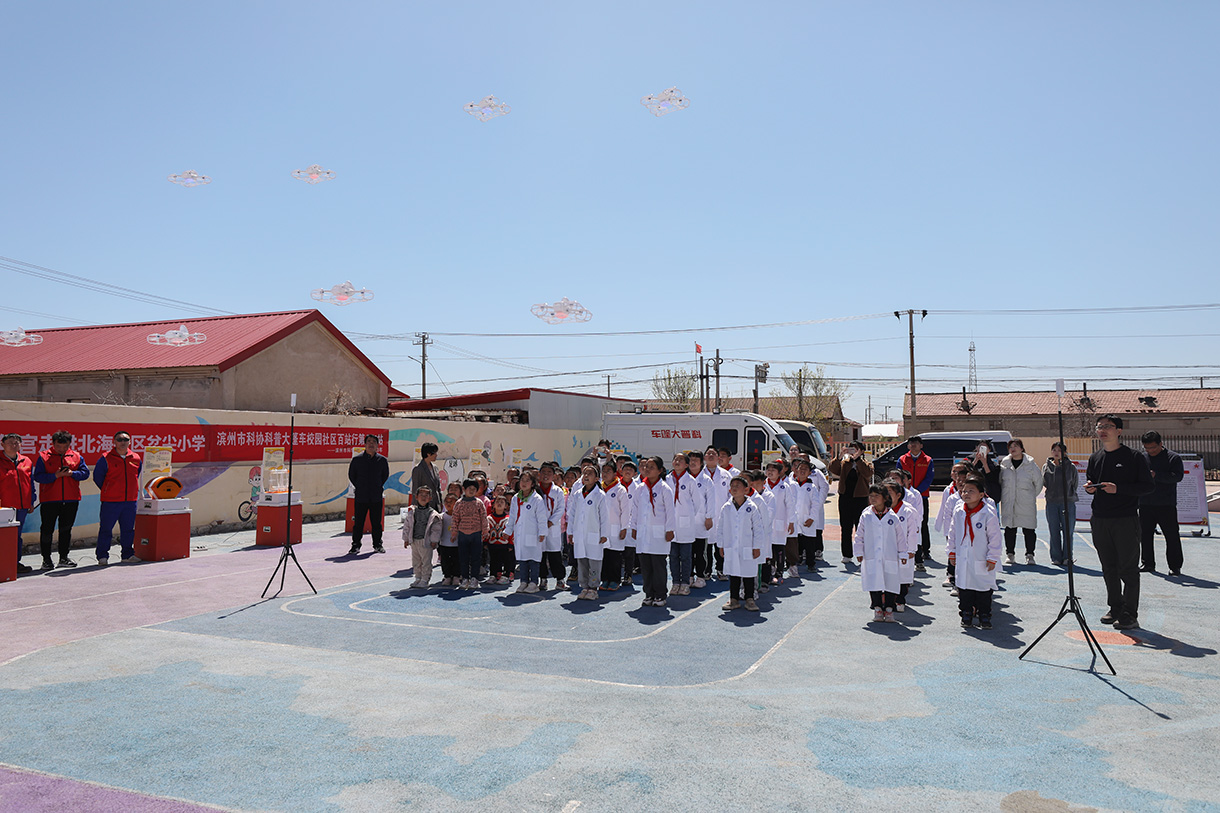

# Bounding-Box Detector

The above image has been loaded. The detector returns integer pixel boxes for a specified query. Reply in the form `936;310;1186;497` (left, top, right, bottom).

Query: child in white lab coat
667;453;701;596
884;479;919;612
567;464;610;600
506;470;548;594
946;474;1003;629
715;475;765;611
599;460;629;591
853;484;908;622
935;462;971;594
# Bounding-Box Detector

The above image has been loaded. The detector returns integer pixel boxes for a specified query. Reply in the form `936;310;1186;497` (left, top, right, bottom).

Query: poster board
143;446;173;479
260;447;285;497
1073;454;1209;528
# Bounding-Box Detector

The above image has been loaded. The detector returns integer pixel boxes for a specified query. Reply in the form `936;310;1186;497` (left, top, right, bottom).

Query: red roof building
0;310;392;413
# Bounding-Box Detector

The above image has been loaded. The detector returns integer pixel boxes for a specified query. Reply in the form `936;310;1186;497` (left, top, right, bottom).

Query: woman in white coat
714;475;764;611
566;464;610;601
853;484;907;622
505;471;548;594
999;438;1044;566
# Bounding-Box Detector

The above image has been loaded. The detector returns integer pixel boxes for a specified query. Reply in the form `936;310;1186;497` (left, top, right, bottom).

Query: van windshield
775;432;798;455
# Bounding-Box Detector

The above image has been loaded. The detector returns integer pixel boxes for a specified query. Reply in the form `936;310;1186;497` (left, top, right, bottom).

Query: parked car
776;420;829;463
871;430;1013;487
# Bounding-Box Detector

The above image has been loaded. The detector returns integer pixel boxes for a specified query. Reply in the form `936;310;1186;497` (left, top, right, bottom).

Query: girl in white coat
598;460;630;591
505;471;548;594
631;456;676;607
947;474;1003;629
667;453;701;596
884;480;920;612
763;461;795;582
535;463;567;590
715;475;764;611
687;451;715;588
853;484;908;622
999;438;1044;566
935;462;971;594
567;464;610;600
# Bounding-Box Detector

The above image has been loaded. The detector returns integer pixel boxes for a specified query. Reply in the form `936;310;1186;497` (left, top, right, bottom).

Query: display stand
0;508;18;583
255;491;303;546
135;497;192;561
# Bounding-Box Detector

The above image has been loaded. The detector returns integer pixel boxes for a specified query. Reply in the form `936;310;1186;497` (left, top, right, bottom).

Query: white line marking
561;802;582;813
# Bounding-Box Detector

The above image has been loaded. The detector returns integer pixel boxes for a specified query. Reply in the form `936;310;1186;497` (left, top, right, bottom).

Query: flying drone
311;281;374;306
168;170;212;187
292;164;336;184
464;95;511;122
531;297;592;325
1;327;43;347
148;325;207;347
640;87;690;117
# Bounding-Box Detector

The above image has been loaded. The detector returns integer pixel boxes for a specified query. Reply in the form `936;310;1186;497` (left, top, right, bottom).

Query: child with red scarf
946;474;1002;629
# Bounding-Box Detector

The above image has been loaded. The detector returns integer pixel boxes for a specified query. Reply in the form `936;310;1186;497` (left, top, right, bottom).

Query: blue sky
3;1;1218;421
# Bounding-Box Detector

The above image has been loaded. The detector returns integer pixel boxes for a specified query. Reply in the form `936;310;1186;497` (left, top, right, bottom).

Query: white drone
1;327;43;347
641;87;690;117
292;164;336;184
148;325;207;347
168;170;212;187
464;95;511;122
311;281;374;306
531;297;592;325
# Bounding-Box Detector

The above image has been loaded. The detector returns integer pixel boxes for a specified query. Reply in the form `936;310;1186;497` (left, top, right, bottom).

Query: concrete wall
0;370;224;409
1;399;601;549
530;391;641;431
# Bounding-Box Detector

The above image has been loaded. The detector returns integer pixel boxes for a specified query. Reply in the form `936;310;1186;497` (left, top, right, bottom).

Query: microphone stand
1019;389;1114;674
263;394;317;598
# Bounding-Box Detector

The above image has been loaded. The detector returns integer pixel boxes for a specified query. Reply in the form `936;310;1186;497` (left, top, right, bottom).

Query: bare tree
650;367;698;407
320;386;361;415
778;365;849;431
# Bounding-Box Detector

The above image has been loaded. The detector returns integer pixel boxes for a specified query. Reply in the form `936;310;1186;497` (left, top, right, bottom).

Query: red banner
1;422;388;463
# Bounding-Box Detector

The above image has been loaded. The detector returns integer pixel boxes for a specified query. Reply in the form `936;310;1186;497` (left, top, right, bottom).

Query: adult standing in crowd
92;431;142;566
1085;415;1153;631
829;441;872;557
32;430;89;571
1138;431;1184;576
898;436;934;564
411;442;442;511
1042;442;1079;567
0;433;35;574
967;440;1002;502
348;434;390;555
999;438;1044;566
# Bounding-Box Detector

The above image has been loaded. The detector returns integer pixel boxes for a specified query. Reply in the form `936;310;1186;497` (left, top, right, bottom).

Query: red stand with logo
0;510;19;583
256;492;303;546
135;498;192;561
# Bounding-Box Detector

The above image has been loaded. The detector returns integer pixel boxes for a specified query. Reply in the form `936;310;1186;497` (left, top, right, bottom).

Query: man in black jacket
1138;431;1185;576
348;434;390;555
1085;415;1154;630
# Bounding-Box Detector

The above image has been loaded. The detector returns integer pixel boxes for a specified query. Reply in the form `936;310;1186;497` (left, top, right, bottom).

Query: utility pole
413;332;432;399
867;395;872;424
753;363;769;414
895;310;927;418
714;350;722;412
606;374;611;398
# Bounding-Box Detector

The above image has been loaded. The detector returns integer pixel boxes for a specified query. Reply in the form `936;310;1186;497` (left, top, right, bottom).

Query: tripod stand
262;394;317;598
1019;386;1114;674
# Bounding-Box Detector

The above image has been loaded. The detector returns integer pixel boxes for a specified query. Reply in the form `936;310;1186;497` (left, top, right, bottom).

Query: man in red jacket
32;430;89;571
0;433;36;574
93;431;143;566
899;436;935;569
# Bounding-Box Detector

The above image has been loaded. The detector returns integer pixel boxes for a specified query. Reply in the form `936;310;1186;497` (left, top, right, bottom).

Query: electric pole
606;374;611;398
867;395;872;424
753;363;769;414
714;350;722;412
413;332;432;399
895;310;926;418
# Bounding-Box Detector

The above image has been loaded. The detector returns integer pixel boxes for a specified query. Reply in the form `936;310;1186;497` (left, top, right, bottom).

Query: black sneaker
1100;611;1116;625
1114;615;1139;630
16;562;32;574
1140;563;1156;573
372;545;386;554
980;619;993;630
1169;569;1182;577
41;558;55;571
57;557;77;568
960;616;973;628
348;545;361;556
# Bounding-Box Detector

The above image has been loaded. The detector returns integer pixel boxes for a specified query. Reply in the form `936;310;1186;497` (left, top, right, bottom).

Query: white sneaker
679;584;690;596
692;577;706;589
1004;553;1015;566
1025;554;1036;565
895;603;906;613
515;582;527;593
814;551;824;560
884;610;895;623
498;576;510;585
96;557;109;567
841;557;852;564
942;578;952;587
873;609;884;622
787;566;799;579
669;584;681;596
539;579;549;591
524;582;540;593
950;586;960;596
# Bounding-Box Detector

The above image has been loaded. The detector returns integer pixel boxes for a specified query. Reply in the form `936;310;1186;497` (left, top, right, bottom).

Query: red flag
695;342;703;354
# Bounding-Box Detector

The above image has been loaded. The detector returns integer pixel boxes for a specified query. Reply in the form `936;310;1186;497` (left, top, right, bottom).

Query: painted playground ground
1;496;1218;813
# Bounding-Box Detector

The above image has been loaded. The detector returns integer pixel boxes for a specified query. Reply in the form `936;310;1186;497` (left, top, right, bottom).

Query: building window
929;420;944;430
989;420;1004;430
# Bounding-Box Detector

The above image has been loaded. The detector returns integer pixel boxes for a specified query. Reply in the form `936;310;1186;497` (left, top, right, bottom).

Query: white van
602;411;814;473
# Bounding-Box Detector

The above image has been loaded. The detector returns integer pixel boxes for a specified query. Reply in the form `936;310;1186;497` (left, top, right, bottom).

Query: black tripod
1019;389;1114;674
262;394;317;598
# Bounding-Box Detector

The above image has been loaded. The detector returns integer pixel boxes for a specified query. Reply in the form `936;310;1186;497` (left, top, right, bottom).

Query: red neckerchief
893;497;903;511
795;476;809;486
964;500;985;543
514;491;532;524
537;481;555;508
582;484;595;498
747;487;756;496
671;470;685;502
602;479;618;492
767;479;780;490
645;477;659;512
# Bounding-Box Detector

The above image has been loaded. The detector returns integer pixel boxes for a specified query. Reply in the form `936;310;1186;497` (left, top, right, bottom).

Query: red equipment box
135;510;192;561
255;503;303;546
0;522;18;583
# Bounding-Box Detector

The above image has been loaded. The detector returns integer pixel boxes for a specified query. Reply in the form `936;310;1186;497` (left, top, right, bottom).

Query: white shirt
714;497;764;578
631;478;676;555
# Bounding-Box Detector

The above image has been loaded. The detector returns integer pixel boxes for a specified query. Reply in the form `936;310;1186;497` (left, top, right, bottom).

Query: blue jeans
518;559;540;584
1045;502;1077;563
97;501;137;559
669;542;693;585
457;532;482;580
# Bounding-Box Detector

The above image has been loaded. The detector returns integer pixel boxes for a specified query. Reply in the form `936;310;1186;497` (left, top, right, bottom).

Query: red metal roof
0;310;391;386
906;389;1220;417
388;387;642;411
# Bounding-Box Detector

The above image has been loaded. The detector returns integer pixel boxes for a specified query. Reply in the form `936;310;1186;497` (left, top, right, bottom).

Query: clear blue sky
4;1;1218;422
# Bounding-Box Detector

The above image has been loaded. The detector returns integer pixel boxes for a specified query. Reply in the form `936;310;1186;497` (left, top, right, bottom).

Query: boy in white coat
947;474;1003;629
884;479;920;612
853;484;908;622
567;464;610;600
535;463;566;590
618;458;641;588
505;471;548;593
667;453;701;596
599;460;630;590
764;461;795;581
715;475;764;611
936;463;971;593
631;456;676;607
687;451;715;588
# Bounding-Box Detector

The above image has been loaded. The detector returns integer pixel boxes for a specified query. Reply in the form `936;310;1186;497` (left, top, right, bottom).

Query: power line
930;304;1220;317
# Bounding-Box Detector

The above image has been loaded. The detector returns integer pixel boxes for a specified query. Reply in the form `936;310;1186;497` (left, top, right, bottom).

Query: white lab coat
947;502;1003;591
999;456;1043;529
754;488;783;546
506;491;547;562
714;497;764;578
935;486;959;536
536;483;566;553
601;481;630;551
853;508;906;593
632;478;676;555
904;486;924;526
790;474;826;535
667;470;701;544
764;478;794;542
689;470;714;539
619;477;640;536
892;499;919;585
709;466;733;515
567;486;610;561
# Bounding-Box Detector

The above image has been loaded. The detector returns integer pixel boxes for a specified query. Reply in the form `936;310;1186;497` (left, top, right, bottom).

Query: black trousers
40;501;79;560
622;546;637;583
602;548;623;584
351;499;384;546
438;546;460;578
1004;526;1037;556
1092;515;1141;619
958;588;992;621
920;495;931;555
799;533;820;565
839;497;868;554
692;538;709;578
869;590;897;611
539;550;564;581
1139;504;1182;572
729;575;756;599
488;545;515;577
639;553;668;599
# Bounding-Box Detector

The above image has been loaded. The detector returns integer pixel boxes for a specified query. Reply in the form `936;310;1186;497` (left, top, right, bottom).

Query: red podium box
0;522;18;583
135;511;191;561
344;497;386;533
256;503;303;546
